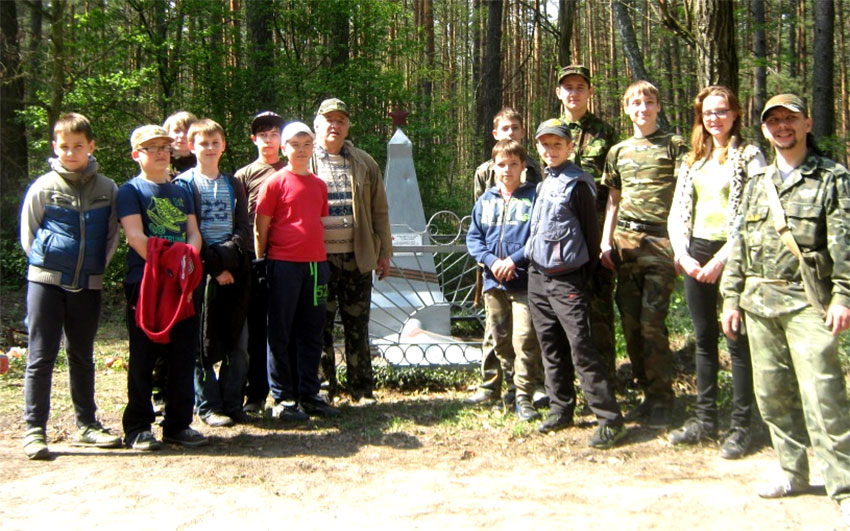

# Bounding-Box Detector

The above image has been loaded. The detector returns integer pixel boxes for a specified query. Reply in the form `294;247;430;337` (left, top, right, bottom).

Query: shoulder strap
762;174;803;260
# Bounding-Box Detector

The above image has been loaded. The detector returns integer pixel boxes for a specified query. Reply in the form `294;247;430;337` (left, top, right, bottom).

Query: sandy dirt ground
0;388;843;531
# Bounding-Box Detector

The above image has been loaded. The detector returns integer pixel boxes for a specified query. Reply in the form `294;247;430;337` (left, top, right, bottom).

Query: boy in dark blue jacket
526;118;625;448
467;139;545;421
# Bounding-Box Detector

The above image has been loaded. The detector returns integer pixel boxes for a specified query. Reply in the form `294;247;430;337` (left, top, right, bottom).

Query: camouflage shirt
472;155;543;203
602;130;688;225
720;153;850;318
562;112;617;210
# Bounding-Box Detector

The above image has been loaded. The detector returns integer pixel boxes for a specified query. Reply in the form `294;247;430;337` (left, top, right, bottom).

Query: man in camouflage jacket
720;94;850;521
557;64;619;382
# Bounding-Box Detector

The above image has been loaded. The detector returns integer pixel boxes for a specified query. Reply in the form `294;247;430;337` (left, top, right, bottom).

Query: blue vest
527;163;596;275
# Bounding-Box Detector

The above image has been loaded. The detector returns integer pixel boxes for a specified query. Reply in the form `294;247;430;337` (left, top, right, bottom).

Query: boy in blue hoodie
526;119;625;449
467;139;544;421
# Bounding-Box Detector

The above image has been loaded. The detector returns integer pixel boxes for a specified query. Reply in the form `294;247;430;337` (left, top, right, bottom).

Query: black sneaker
463;390;498;406
647;404;672;429
668;417;714;445
300;395;340;418
532;390;550;409
538;412;573;433
163;428;208;447
515;395;541;422
588;424;627;449
625;399;652;421
271;400;310;422
228;409;252;424
720;426;752;460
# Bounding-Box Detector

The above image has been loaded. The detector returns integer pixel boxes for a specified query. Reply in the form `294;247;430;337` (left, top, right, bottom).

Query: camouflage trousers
320;252;374;399
480;290;544;398
747;306;850;500
613;231;675;403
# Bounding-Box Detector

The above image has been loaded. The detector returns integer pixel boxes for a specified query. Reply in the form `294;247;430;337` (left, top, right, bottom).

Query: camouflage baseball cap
130;125;173;150
535;118;572;140
761;94;807;122
557;64;591;84
317;98;349;117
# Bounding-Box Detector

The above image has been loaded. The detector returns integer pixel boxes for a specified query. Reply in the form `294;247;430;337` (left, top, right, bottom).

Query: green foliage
0;240;27;286
337;365;477;392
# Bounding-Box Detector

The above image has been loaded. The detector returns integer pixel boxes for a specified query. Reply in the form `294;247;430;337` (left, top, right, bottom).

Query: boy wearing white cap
255;122;339;420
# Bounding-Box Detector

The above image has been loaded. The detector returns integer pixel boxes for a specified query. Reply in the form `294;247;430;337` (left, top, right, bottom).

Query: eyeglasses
702;109;730;119
137;146;173;154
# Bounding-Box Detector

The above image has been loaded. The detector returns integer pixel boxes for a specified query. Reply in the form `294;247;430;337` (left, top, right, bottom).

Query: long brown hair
687;85;742;166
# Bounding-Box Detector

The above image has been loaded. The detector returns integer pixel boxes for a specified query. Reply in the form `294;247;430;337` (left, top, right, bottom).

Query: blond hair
622;80;660;108
187;118;225;144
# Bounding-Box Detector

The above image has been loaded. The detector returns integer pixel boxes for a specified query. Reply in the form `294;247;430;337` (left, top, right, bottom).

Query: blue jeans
195;322;249;417
24;282;102;429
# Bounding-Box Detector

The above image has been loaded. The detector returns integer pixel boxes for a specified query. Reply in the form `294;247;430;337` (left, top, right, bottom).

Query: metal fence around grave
328;211;485;368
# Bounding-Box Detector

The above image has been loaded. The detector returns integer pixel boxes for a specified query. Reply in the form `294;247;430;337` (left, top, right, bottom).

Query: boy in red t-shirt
255;122;339;420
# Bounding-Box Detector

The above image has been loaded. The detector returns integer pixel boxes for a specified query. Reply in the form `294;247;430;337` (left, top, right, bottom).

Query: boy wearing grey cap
526;118;626;449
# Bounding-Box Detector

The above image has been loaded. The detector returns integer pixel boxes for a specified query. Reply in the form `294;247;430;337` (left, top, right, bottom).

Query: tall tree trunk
246;0;276;110
558;0;576;67
473;0;484;140
421;0;434;108
788;0;797;77
693;0;738;93
751;0;767;127
1;0;29;235
482;0;502;158
48;0;67;132
612;0;670;130
811;0;834;147
837;0;849;165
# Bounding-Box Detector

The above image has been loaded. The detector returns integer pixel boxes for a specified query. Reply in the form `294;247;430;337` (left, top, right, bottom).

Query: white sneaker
757;475;808;499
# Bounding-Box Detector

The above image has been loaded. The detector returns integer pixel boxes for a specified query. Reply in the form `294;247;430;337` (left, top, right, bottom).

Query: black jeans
24;282;102;429
244;261;270;404
683;238;753;431
527;268;622;427
122;282;198;441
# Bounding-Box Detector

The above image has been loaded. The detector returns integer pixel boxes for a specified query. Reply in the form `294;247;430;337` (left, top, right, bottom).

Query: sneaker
839;498;850;527
23;427;50;460
647;404;672;429
668;417;714;445
73;422;122;448
538;412;573;434
163;427;208;447
463;390;498;406
127;430;162;451
532;390;550;409
300;395;340;417
589;423;628;449
201;412;234;427
271;400;310;422
502;388;516;409
228;409;252;424
757;475;808;499
243;400;265;414
355;396;378;406
625;399;652;421
720;427;752;460
515;395;541;422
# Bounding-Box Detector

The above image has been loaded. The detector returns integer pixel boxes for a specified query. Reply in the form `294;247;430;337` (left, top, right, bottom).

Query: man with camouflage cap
600;81;688;429
312;98;392;405
720;94;850;524
556;64;619;382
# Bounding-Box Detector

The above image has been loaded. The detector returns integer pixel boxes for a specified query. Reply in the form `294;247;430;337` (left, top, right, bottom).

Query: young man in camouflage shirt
720;94;850;526
600;81;688;429
556;64;619;382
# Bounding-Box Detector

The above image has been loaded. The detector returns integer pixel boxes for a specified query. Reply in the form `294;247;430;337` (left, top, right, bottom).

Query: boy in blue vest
20;112;121;459
467;139;543;421
526;118;626;448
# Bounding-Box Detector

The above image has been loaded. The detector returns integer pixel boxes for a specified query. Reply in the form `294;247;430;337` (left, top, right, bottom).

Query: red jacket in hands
136;237;202;344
